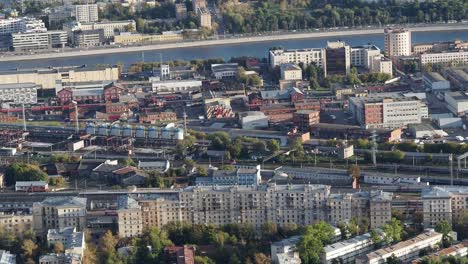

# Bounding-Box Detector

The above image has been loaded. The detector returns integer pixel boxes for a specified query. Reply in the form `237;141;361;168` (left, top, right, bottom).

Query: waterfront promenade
1;24;467;62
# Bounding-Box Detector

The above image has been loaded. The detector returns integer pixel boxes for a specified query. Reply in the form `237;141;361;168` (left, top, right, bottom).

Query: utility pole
450;154;453;186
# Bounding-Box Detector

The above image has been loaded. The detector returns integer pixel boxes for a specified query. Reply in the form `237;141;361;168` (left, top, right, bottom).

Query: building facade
0;83;38;104
280;63;302;81
420;50;468;65
74;4;98;23
72;29;105;47
325;41;351;75
422;186;468;228
269;48;326;68
384;28;411;57
11;30;67;51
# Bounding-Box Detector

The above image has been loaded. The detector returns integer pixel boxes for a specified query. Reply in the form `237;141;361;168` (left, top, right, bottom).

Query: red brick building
104;86;124;102
364;103;384;126
57;88;103;105
293;110;320;131
0;113;18;123
106;102;129;114
139;111;177;124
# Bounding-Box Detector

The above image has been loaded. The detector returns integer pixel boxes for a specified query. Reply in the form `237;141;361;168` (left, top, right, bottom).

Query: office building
280;63;302;81
423;72;450;91
32;197;87;234
413;40;468;55
444;92;468;116
0;83;38;104
149;78;202;93
0;65;119;90
325;41;351;75
211;63;238;79
117;184;331;238
114;31;183;45
47;227;85;257
269;48;326;68
370;56;393;77
351;45;381;68
349;93;428;129
0;17;46;34
64;20;136;39
356;230;442;264
293;110;320;131
384;28;412;57
327;190;392;229
175;3;187;20
74;4;98;23
421;186;468;228
321;232;378;264
11;30;67;51
420;50;468;65
72;29;105;47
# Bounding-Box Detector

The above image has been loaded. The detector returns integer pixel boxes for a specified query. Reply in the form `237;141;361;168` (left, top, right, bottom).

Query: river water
1;30;467;70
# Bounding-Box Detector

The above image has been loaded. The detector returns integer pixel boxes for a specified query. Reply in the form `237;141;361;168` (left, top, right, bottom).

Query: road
0;24;467;62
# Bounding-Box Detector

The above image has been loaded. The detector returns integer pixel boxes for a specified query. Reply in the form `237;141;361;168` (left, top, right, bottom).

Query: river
0;30;467;71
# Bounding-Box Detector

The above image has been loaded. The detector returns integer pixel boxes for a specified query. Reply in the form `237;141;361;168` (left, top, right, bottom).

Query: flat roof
424;72;446;82
446;91;468;102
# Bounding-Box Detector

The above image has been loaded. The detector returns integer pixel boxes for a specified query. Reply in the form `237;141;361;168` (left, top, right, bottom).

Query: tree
135;227;172;263
21;239;38;261
261;222;278;241
120;158;136;167
253;253;270;264
371;229;383;249
382;218;403;244
298;221;335;264
347;165;361;183
5;163;48;185
267;140;280;153
53;242;65;253
195;256;215;264
97;230;119;264
386;254;402;264
435;220;453;247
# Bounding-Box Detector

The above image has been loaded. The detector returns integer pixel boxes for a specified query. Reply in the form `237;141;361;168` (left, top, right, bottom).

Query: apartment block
32;197;87;234
421;186;468;228
356;230;443;264
0;212;33;234
0;17;46;34
47;227;85;257
74;4;98;23
0;83;38;104
384;28;412;57
371;56;393;77
198;8;211;29
72;29;105;47
114;31;183;45
327;190;392;229
349;93;428;129
411;240;468;264
351;45;381;68
269;48;326;68
117;184;331;238
198;165;262;186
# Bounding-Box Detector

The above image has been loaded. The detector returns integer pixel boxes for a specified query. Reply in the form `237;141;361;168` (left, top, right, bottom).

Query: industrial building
0;82;38;104
444;91;468;116
85;123;185;141
423;72;450;91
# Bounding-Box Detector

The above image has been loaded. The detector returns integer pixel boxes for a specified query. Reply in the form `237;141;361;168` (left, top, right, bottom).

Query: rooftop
280;63;302;71
424;72;447;82
422;186;468;198
15;181;47;187
40;197;86;207
446;91;468;102
211;63;239;72
47;227;84;250
324;232;373;253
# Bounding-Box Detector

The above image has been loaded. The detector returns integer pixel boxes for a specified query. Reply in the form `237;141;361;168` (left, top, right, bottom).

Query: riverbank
1;24;467;62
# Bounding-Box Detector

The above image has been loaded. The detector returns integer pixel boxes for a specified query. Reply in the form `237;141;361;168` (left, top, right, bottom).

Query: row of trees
221;0;467;34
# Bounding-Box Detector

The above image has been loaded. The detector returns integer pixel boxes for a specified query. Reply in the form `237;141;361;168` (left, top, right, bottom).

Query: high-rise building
198;8;211;29
325;41;351;75
74;4;99;23
384;28;411;57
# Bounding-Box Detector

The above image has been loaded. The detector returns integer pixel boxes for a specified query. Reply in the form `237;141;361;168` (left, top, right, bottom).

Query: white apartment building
280;63;302;81
420;50;468;65
12;30;67;51
64;20;136;39
74;4;99;23
371;56;393;77
356;230;443;264
32;197;87;234
422;186;468;227
0;17;46;34
351;45;381;68
384;28;412;57
269;48;326;68
321;232;378;264
117;184;331;238
0;83;38;104
149;78;202;93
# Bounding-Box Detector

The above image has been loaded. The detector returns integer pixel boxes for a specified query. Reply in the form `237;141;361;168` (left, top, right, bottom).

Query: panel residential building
384;27;412;57
74;4;98;23
421;186;468;227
